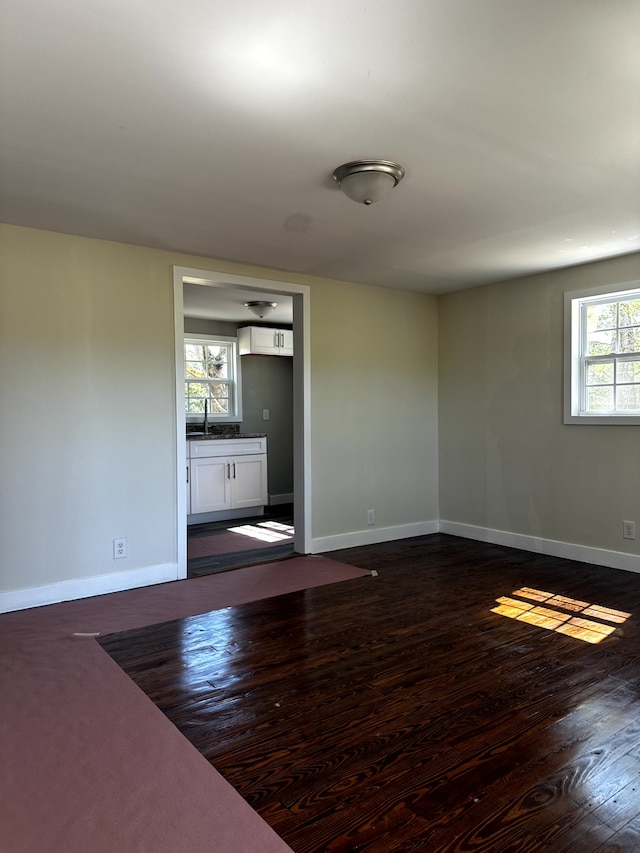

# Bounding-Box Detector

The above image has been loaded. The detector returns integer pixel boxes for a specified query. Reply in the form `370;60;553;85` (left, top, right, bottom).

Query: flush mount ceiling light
332;159;405;206
245;301;278;319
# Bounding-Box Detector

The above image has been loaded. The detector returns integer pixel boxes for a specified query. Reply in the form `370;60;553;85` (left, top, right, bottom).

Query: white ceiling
1;1;639;295
184;282;293;324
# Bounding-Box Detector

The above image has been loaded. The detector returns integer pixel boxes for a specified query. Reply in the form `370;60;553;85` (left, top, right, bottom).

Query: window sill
564;413;640;425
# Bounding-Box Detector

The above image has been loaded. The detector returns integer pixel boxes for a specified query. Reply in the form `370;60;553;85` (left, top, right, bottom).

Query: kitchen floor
187;504;295;577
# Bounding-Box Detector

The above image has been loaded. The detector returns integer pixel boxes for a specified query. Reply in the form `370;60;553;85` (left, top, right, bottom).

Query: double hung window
184;334;242;422
565;282;640;424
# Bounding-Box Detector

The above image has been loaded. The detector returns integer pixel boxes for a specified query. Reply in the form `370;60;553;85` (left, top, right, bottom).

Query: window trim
564;279;640;425
184;333;243;423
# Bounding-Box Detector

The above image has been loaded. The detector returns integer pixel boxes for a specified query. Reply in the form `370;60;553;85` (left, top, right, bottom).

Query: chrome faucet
203;399;208;434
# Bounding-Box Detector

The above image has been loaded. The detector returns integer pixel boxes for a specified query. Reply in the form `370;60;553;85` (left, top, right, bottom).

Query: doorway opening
173;266;311;581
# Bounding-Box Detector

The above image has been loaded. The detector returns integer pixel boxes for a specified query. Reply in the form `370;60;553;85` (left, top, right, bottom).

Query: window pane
586;362;613;385
208;361;228;378
617;360;640;384
619;327;640;353
203;346;229;379
617;385;640;410
586;386;614;411
186;398;207;414
586;302;617;332
186;397;230;415
586;331;616;355
206;345;228;360
619;300;640;327
185;359;207;379
186;382;208;398
185;344;205;360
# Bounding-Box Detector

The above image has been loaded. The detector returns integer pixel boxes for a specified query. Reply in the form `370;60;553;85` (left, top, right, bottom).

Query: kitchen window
184;333;242;422
564;281;640;424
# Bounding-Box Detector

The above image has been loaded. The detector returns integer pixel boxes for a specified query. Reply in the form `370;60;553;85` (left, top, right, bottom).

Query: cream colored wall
311;279;439;537
5;221;636;597
438;252;640;553
0;226;177;592
0;223;440;597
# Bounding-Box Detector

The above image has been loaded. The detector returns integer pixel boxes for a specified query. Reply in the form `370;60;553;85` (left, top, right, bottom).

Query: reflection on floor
187;504;295;578
105;534;640;852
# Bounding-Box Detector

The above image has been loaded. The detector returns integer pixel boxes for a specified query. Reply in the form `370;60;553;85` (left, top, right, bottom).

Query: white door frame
173;265;311;580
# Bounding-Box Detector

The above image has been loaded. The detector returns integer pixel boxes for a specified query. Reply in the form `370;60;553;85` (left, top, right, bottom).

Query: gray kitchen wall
239;353;293;501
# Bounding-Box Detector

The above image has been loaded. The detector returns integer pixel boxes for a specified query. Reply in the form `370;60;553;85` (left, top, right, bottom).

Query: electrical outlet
623;520;636;540
367;509;375;526
113;537;127;559
262;409;270;420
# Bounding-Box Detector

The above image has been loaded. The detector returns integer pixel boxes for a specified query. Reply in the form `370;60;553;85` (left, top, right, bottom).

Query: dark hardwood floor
100;534;640;852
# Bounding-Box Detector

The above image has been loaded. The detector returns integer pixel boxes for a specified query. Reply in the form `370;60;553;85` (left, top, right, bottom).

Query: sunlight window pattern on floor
228;521;294;543
492;587;631;643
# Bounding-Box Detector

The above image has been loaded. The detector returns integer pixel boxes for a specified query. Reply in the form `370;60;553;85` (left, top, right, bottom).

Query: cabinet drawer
189;437;266;458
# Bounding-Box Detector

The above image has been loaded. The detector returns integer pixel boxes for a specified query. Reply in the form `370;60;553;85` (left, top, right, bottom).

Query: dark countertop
186;432;266;440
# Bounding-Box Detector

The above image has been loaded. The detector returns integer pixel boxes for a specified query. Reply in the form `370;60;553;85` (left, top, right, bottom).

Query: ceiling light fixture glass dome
245;301;278;319
332;160;405;206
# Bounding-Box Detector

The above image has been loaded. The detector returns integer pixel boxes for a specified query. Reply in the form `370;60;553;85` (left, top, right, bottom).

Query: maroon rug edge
0;556;372;853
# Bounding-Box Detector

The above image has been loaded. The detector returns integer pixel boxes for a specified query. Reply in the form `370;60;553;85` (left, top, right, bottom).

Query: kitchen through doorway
173;266;311;581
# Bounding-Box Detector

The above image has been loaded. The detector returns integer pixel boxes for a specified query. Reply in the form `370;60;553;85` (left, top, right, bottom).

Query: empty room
1;1;640;851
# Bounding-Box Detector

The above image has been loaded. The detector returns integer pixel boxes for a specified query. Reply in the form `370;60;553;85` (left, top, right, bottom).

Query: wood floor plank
100;534;640;852
592;814;640;852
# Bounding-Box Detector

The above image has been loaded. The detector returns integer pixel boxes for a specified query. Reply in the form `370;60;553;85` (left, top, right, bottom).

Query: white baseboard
439;520;640;574
0;562;179;614
312;520;439;554
5;522;637;614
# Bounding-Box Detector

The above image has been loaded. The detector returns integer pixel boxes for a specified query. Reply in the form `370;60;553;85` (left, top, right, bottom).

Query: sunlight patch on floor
492;588;630;644
227;521;294;543
259;521;295;535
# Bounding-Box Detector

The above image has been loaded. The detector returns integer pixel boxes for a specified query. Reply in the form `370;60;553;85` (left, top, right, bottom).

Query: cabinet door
278;329;293;356
190;456;232;513
238;326;293;356
250;327;280;354
231;454;268;508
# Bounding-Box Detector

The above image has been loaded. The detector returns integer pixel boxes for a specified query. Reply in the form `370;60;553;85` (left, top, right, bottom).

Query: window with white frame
565;281;640;424
184;334;242;422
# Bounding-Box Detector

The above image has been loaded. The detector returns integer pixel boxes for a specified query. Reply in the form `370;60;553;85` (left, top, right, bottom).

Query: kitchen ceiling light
332;160;405;206
245;301;278;319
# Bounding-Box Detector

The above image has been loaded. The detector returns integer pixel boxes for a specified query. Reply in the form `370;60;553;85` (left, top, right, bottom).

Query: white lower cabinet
188;438;268;515
190;454;267;513
190;456;231;513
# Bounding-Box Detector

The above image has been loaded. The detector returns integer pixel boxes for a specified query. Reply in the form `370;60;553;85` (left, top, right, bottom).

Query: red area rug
0;556;370;853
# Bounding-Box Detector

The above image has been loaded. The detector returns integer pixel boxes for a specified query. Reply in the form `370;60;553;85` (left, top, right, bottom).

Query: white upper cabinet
237;326;293;357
